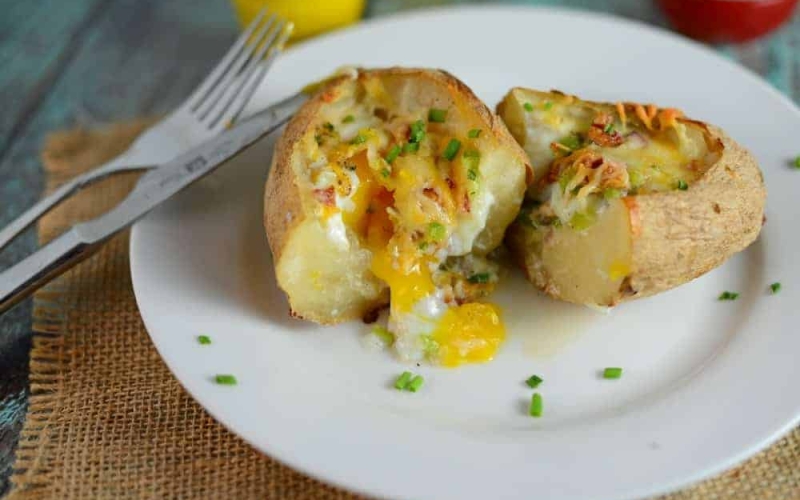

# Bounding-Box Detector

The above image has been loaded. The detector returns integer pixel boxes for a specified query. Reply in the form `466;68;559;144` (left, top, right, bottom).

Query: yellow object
231;0;365;41
432;303;506;367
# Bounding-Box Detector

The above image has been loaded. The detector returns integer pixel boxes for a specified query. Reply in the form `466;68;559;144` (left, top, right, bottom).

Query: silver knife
0;92;307;314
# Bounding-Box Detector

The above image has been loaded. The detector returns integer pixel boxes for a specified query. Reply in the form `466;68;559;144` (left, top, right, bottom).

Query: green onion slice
442;139;461;161
525;375;543;389
428;108;448;123
214;374;238;385
407;375;425;392
394;371;413;390
385;145;401;164
603;367;623;379
529;393;543;417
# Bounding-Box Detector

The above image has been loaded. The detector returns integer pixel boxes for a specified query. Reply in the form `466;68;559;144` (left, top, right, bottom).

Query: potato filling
303;74;509;365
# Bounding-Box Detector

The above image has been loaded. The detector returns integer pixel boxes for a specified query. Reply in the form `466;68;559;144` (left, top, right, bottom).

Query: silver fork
0;8;291;251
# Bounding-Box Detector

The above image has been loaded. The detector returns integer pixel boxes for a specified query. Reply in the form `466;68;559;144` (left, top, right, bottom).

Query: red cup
656;0;798;43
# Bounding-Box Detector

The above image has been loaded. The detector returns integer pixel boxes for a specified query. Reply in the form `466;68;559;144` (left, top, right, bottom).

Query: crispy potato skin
625;126;765;299
501;91;766;305
264;68;530;324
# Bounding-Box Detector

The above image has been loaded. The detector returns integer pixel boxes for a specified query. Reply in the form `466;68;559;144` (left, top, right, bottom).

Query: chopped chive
385;145;401;164
442;139;461;161
409;119;426;143
323;122;335;132
418;241;429;251
525;375;543;389
543;101;553;110
676;179;688;191
371;326;394;345
467;273;491;284
558;134;582;151
523;102;534;112
214;374;238;385
794;155;800;168
407;375;425;392
770;282;782;294
603;123;614;134
463;149;480;159
197;335;211;345
529;393;543;417
342;114;355;123
351;134;367;145
428;222;447;241
603;367;623;379
467;169;478;181
394;371;413;390
403;142;420;153
468;128;482;138
718;291;739;301
381;168;390;178
428;108;448;123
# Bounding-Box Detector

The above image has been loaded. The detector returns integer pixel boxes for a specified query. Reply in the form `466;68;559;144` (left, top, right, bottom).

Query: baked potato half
265;68;530;364
498;88;766;307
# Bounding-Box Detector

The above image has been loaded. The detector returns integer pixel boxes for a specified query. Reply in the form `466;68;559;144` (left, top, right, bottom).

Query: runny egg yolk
431;303;505;367
330;128;506;367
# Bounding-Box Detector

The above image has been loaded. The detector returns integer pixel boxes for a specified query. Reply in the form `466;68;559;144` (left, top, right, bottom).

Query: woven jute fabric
7;123;800;499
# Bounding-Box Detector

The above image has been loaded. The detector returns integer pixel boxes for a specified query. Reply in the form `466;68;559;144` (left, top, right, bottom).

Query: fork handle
0;160;149;251
0;227;106;314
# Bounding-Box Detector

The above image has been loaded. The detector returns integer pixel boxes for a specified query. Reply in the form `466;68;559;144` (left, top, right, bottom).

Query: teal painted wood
0;0;797;496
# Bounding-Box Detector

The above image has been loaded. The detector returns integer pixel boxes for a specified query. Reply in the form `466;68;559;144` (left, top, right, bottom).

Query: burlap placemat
6;123;800;499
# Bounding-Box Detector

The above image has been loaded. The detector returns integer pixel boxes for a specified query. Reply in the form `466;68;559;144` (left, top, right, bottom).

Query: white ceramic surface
130;6;800;500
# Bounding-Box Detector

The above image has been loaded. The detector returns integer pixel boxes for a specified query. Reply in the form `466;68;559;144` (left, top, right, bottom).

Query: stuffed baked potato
264;68;530;365
498;88;766;307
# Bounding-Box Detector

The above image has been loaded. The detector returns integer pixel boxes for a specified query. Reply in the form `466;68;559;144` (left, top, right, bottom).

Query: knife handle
0;228;105;314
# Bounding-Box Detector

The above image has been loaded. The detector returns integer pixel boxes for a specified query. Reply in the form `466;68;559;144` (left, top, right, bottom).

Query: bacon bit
445;177;456;190
312;187;336;206
656;108;683;130
422;187;440;202
588;113;624;147
616;102;627;128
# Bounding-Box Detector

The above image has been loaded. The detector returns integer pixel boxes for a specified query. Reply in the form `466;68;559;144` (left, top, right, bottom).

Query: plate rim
130;5;800;500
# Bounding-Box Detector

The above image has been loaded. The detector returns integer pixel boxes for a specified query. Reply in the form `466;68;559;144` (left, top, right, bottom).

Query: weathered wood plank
0;0;108;160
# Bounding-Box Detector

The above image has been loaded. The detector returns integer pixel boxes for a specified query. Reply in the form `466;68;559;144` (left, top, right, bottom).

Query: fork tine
206;21;292;130
195;14;277;120
185;7;269;111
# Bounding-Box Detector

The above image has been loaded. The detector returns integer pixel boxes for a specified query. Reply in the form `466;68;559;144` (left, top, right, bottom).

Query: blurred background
0;0;798;496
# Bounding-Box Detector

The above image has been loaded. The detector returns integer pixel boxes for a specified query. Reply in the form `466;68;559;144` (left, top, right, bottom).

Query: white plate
130;6;800;500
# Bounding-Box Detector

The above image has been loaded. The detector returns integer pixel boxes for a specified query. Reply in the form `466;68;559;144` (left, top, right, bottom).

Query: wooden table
0;0;797;495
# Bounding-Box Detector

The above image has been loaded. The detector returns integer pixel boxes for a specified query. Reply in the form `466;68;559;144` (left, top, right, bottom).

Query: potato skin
264;68;530;324
501;91;766;306
625;126;766;299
